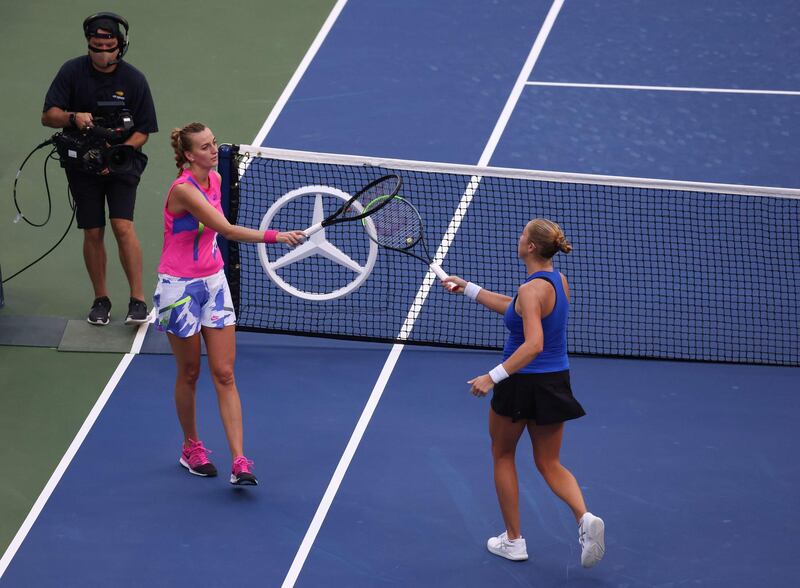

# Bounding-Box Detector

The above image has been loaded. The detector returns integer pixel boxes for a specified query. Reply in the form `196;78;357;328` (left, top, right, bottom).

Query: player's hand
467;374;494;397
443;275;466;293
277;230;306;246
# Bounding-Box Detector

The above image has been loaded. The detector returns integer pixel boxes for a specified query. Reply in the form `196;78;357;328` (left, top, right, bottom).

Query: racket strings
368;199;422;250
342;176;400;219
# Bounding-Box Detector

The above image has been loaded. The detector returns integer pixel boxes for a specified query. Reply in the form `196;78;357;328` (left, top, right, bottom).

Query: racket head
361;195;424;251
332;174;402;223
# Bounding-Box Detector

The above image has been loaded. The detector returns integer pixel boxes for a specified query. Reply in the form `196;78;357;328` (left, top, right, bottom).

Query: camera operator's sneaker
487;531;528;561
125;297;149;325
179;439;217;477
87;296;111;325
230;456;258;486
579;512;605;568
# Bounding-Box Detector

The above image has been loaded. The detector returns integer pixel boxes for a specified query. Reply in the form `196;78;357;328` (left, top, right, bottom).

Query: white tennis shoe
487;531;528;561
579;512;605;567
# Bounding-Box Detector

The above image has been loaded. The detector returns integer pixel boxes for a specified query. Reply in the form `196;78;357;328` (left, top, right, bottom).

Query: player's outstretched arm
443;276;511;315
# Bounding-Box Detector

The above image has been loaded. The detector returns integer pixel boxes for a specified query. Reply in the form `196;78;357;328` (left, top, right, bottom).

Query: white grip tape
464;282;482;300
429;263;448;281
488;364;509;384
303;222;323;237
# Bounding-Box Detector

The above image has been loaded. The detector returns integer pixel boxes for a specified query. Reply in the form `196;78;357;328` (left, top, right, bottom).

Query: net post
218;143;241;314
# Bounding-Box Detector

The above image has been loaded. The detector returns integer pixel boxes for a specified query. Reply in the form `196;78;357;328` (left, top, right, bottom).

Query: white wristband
464;281;482;301
488;364;509;384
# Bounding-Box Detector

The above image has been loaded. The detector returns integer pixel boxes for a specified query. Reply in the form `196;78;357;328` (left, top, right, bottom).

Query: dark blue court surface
3;1;798;586
2;337;798;586
265;0;799;188
265;0;552;163
493;86;800;185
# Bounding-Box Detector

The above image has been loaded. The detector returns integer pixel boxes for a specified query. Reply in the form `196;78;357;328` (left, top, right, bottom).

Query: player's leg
485;408;529;560
201;324;243;457
527;422;586;519
156;275;217;477
167;330;217;476
489;409;527;537
199;272;256;485
528;422;604;567
201;325;257;486
167;331;203;442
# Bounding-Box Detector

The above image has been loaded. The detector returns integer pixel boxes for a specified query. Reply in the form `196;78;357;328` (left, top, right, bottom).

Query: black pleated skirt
491;370;586;425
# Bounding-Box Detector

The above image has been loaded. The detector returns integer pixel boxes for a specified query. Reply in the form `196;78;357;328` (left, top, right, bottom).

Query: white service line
526;81;800;96
0;353;136;579
279;1;566;586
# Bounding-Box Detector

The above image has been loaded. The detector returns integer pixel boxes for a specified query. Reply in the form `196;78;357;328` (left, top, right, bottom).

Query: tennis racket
360;194;453;286
303;174;402;237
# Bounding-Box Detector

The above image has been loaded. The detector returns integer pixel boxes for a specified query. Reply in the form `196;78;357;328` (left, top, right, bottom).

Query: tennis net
219;144;800;366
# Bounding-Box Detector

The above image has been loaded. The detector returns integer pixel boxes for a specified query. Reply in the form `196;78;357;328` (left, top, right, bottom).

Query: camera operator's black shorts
66;169;140;229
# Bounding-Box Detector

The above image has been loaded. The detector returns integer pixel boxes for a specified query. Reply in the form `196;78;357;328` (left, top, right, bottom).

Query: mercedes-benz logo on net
258;185;378;301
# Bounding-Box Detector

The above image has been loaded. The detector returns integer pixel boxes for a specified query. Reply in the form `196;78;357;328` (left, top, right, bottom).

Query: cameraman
41;12;157;326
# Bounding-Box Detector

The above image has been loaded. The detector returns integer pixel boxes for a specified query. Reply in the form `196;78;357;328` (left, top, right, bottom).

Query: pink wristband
263;230;279;244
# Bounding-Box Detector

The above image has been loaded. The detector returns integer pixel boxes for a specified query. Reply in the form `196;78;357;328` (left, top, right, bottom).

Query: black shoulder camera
52;107;142;175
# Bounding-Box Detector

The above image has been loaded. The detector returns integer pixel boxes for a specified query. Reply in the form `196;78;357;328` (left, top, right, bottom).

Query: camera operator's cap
83;12;129;57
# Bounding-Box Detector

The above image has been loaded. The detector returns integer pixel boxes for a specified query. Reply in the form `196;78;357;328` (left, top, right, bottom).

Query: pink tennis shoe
230;456;258;486
179;439;218;477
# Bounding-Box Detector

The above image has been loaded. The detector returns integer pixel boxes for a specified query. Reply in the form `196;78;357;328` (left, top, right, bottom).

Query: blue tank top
502;268;569;373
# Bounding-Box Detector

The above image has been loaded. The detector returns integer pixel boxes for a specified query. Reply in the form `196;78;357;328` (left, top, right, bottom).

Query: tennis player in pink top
155;122;304;485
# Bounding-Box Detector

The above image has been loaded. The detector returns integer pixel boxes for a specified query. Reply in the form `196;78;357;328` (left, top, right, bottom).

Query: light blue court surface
2;335;798;587
3;1;799;586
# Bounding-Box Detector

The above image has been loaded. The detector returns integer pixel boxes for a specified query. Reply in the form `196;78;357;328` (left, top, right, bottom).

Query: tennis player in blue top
444;218;605;568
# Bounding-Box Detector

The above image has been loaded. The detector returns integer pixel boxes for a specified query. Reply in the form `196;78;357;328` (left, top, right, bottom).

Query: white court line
0;0;350;581
400;0;567;333
280;344;403;588
526;81;800;96
279;1;566;586
0;352;137;579
252;0;351;147
0;313;151;580
0;1;347;566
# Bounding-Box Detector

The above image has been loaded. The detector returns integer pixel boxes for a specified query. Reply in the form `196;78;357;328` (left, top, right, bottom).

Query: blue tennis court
2;1;798;586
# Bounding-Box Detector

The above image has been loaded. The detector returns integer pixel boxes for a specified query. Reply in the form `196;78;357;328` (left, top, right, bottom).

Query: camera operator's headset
3;12;132;288
83;12;129;62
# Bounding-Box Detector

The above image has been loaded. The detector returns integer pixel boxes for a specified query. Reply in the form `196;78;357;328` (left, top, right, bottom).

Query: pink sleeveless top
157;169;225;278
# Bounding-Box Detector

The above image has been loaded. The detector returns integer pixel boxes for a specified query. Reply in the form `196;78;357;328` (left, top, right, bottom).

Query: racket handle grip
429;263;448;281
304;222;323;237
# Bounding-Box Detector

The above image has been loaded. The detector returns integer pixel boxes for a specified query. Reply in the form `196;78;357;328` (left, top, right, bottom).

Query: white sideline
0;0;353;575
252;0;350;147
0;312;151;579
279;1;567;586
0;350;138;578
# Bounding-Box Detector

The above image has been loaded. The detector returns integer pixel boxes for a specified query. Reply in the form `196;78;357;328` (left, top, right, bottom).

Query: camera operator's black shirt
43;56;158;140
